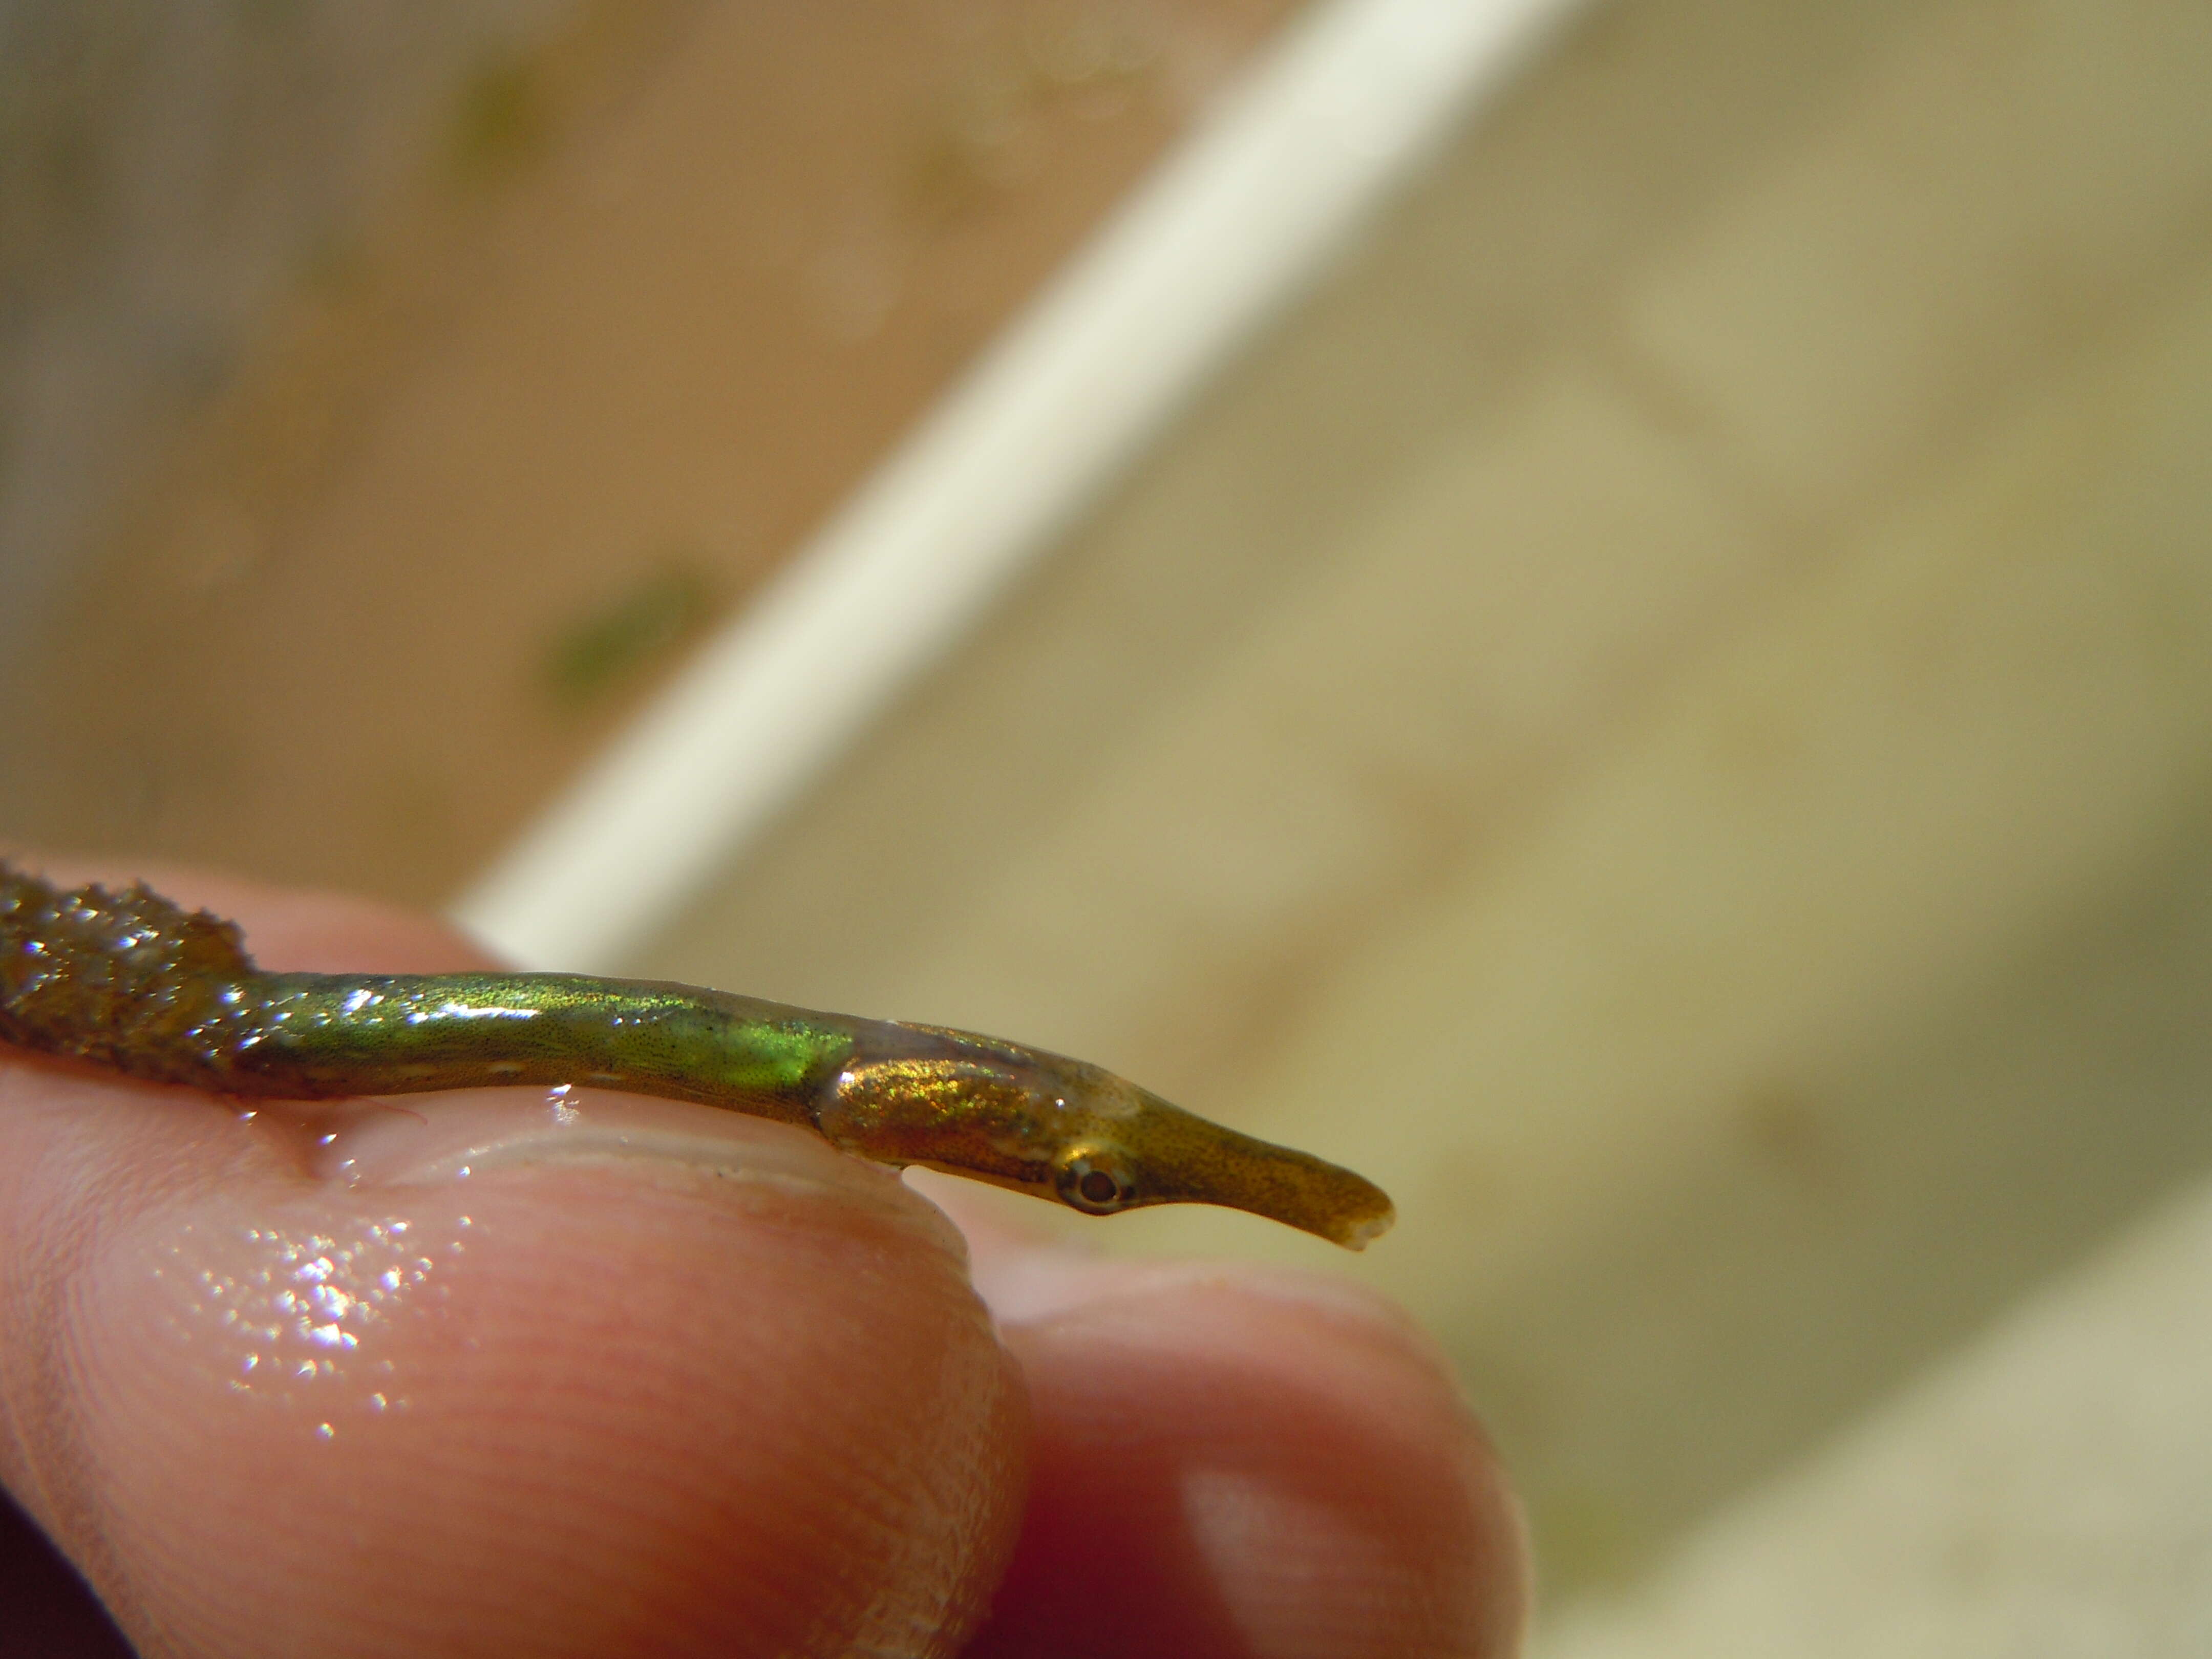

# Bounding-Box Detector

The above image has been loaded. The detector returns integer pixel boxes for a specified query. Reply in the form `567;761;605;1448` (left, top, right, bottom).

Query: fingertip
12;1091;1028;1658
970;1255;1526;1659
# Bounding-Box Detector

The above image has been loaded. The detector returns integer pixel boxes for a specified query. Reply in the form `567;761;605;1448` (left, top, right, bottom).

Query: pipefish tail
0;862;1394;1248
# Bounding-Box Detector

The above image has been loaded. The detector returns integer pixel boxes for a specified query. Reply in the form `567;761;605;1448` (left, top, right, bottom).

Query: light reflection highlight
156;1214;454;1441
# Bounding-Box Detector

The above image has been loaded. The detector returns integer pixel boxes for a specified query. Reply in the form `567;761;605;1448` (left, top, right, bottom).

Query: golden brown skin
0;862;1394;1247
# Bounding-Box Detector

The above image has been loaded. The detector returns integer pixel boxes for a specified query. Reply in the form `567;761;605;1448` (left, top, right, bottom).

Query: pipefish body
0;863;1393;1248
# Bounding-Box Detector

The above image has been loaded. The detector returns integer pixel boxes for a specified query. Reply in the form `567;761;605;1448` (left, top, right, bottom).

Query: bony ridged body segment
0;862;1393;1247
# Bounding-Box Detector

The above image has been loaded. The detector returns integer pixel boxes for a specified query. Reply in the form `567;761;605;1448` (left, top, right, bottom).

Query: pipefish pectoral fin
1119;1096;1397;1250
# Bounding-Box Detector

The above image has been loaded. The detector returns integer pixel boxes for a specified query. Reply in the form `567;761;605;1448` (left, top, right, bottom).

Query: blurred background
6;0;2212;1649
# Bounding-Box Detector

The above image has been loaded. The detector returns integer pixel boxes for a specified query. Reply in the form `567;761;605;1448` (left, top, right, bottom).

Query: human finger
933;1198;1527;1659
0;862;1028;1658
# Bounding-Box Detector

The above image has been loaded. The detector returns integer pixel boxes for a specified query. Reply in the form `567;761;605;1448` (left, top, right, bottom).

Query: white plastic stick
452;0;1587;969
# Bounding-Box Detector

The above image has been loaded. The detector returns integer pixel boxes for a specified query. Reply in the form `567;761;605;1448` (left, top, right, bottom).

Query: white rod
452;0;1587;969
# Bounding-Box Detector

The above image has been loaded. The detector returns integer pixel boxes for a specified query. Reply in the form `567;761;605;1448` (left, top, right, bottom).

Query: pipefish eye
1054;1146;1138;1215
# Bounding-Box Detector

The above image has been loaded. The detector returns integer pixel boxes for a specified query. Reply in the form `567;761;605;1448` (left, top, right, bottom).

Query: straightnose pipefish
0;862;1394;1248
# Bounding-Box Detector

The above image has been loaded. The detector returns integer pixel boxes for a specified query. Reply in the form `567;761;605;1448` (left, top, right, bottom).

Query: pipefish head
820;1026;1395;1249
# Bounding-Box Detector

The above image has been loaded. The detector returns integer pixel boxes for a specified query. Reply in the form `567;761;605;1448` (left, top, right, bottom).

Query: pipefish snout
0;862;1394;1248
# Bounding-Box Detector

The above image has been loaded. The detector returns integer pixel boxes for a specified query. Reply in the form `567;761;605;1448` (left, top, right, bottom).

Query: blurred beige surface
0;0;582;663
1536;1166;2212;1656
0;0;1294;902
638;0;2212;1601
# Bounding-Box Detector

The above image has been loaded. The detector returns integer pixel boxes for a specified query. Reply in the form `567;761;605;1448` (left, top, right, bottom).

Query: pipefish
0;862;1393;1248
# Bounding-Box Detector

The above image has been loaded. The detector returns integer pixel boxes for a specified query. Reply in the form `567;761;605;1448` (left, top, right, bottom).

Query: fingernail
980;1251;1426;1347
305;1087;956;1246
1182;1466;1417;1659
